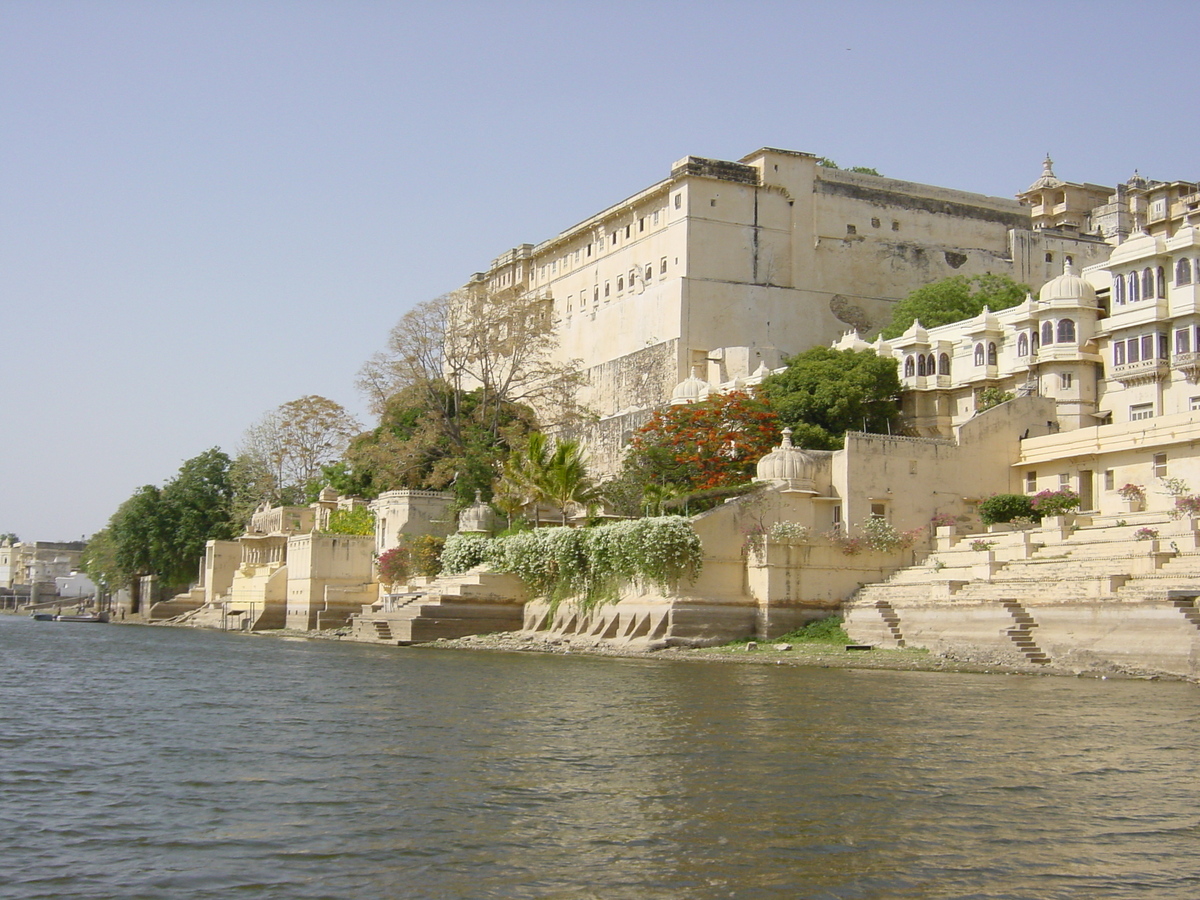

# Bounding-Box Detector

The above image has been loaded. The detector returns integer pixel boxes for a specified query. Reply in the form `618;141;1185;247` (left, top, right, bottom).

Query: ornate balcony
1111;358;1169;385
1172;351;1200;384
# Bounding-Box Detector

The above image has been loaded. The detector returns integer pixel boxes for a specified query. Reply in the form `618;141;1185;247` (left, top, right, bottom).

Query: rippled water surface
2;616;1199;899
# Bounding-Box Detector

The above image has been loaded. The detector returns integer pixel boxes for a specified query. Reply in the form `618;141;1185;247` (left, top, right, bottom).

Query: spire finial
1042;153;1055;178
780;427;794;449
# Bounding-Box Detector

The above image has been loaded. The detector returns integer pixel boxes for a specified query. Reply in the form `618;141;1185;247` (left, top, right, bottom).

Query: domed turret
1038;260;1097;305
756;428;818;493
670;366;711;405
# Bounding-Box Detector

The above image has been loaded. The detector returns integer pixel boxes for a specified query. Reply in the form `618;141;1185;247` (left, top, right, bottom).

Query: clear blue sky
3;0;1198;541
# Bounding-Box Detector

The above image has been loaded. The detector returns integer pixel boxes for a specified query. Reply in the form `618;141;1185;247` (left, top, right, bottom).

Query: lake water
2;615;1198;899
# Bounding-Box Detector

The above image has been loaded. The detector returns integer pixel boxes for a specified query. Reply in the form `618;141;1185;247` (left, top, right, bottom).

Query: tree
89;449;240;590
534;439;600;525
879;274;1029;340
342;383;536;505
624;390;781;494
239;396;361;504
357;287;587;441
760;347;902;450
0;532;17;544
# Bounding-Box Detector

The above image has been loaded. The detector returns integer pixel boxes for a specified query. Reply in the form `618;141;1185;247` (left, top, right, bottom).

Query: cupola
755;428;818;493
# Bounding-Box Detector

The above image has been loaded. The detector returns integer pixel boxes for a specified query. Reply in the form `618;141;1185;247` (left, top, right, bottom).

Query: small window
871;217;881;228
653;211;659;225
625;225;631;238
1190;396;1200;411
1177;329;1191;355
1057;319;1076;343
904;356;915;377
1157;266;1166;298
645;264;653;281
1177;258;1193;286
1026;472;1037;492
891;220;899;231
674;193;682;209
1153;453;1168;478
870;504;886;519
974;344;985;366
604;282;610;298
846;224;857;235
1059;473;1070;488
1130;403;1154;421
593;286;599;303
1142;334;1154;360
1104;470;1115;491
1115;276;1125;304
938;353;950;375
1045;252;1054;263
1127;338;1140;363
1129;272;1140;302
639;218;645;232
660;257;667;275
987;342;997;366
1061;372;1073;388
1018;333;1029;356
616;276;624;292
1143;268;1154;299
710;199;717;207
1042;321;1054;345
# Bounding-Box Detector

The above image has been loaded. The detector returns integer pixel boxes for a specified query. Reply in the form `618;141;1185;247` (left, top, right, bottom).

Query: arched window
1143;268;1154;299
1018;333;1029;356
974;344;984;366
1114;275;1125;304
916;354;927;376
1042;321;1054;345
1129;272;1140;302
904;355;915;377
1057;319;1076;343
987;342;997;365
616;276;624;292
939;353;950;375
1157;267;1167;298
1032;330;1040;351
1178;258;1193;286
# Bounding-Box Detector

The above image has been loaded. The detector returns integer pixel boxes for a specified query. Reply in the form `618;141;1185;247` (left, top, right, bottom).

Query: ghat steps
845;513;1200;677
347;569;526;645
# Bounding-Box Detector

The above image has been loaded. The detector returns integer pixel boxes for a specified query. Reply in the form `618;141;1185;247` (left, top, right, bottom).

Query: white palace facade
467;148;1111;469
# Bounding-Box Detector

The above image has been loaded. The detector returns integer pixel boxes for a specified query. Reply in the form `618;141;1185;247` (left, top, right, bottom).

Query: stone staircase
1000;599;1048;664
347;568;527;645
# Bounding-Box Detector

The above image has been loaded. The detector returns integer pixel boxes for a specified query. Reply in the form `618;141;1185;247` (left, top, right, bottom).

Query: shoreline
260;624;1178;682
11;610;1179;681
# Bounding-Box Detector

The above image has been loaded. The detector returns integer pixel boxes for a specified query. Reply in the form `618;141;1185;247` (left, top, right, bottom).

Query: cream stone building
466;148;1112;470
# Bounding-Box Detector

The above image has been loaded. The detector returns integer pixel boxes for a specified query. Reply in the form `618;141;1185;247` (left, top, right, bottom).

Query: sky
3;0;1199;541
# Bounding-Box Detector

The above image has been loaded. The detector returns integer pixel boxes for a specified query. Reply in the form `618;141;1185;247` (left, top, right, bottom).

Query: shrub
768;521;810;543
410;534;445;577
777;615;849;645
376;547;410;587
1171;496;1200;519
1118;483;1146;501
1134;527;1159;541
440;533;492;573
978;493;1036;525
325;506;374;535
1031;489;1080;518
439;517;704;612
970;539;996;552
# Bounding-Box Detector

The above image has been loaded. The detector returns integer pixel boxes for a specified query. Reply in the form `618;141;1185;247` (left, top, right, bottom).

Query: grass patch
774;615;851;645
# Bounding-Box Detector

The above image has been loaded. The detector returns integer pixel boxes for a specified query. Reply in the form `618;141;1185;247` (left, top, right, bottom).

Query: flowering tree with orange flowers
626;390;781;493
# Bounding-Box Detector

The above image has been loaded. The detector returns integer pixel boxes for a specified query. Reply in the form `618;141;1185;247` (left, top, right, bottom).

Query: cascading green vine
440;516;703;612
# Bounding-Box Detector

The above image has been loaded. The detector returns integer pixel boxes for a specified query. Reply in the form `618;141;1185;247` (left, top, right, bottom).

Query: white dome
756;428;818;492
1038;261;1097;304
670;367;711;405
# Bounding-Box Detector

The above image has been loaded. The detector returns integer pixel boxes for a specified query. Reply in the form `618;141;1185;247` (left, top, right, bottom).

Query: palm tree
500;432;552;527
540;440;601;526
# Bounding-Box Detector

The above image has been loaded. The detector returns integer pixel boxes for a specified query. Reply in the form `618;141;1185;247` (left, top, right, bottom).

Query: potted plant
1117;483;1146;513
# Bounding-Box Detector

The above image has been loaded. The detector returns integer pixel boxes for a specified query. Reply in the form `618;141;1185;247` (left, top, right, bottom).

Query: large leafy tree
239;395;361;505
623;390;781;494
340;383;536;505
879;273;1029;340
760;347;902;450
85;448;240;591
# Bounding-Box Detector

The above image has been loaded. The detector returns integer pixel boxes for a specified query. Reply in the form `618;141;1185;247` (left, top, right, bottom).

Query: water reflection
2;616;1198;899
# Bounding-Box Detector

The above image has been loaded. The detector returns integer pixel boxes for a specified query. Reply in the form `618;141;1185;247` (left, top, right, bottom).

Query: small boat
38;609;110;624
